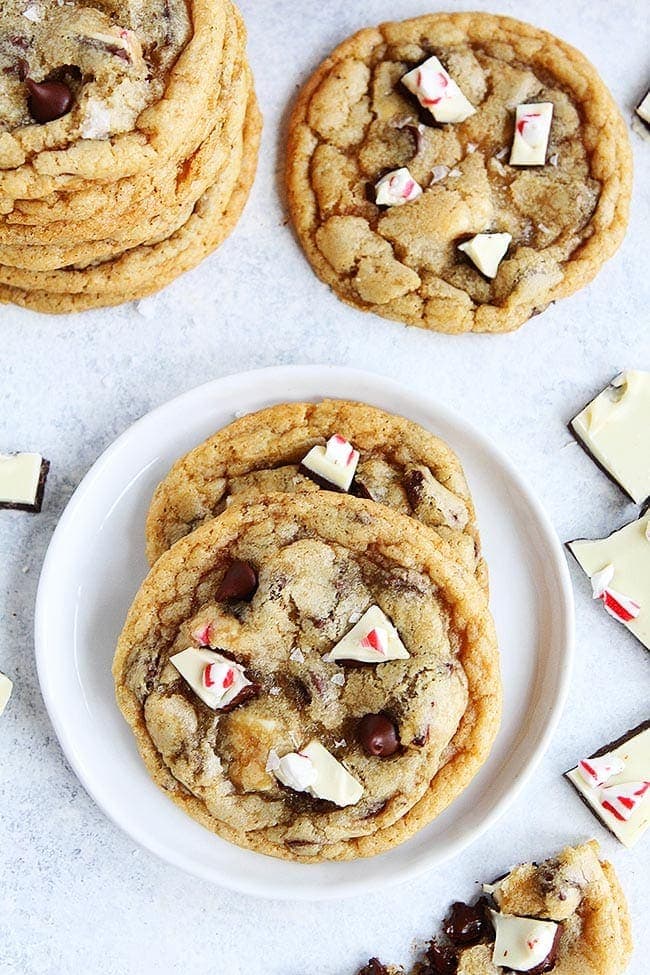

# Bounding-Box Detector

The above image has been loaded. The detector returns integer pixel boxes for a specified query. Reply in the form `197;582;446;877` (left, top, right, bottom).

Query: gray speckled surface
0;1;649;973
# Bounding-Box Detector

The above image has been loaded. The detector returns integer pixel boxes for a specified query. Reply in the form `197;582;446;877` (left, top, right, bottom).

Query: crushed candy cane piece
601;588;641;623
590;564;615;599
192;621;214;646
600;781;650;822
375;167;422;207
577;755;626;788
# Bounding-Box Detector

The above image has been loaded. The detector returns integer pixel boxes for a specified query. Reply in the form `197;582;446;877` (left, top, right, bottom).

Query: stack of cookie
0;0;261;314
114;400;502;862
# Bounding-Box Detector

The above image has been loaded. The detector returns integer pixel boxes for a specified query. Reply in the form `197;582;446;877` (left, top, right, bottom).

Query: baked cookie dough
114;492;500;861
0;3;246;248
144;399;487;589
0;86;262;311
357;841;632;975
286;12;632;334
0;24;250;270
0;0;227;191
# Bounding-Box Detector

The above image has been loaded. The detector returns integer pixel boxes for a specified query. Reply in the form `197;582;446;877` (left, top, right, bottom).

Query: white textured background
1;1;649;973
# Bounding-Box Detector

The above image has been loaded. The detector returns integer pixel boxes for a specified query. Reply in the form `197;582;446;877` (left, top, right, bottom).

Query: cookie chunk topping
170;647;256;712
457;232;512;278
268;741;364;807
510;103;554;166
300;433;360;491
402;55;476;124
375;167;423;206
323;605;410;663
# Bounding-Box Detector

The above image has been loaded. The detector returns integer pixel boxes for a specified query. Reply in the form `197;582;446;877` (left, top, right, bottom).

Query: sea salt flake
289;647;305;663
269;686;281;697
331;673;345;687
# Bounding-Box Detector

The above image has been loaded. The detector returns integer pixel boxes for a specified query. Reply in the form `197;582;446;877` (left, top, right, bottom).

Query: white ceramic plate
35;365;573;901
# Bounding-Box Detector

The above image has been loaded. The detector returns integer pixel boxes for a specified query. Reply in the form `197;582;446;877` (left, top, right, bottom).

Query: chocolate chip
26;78;74;124
351;479;375;501
425;940;458;975
216;560;258;602
358;960;389;975
357;713;400;757
444;898;492;947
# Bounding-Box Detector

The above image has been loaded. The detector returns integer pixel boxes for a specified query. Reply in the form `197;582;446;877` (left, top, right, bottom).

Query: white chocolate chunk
322;605;410;663
569;512;650;649
566;725;650;847
510;103;554;166
269;741;363;807
300;434;360;492
402;56;476;123
170;647;252;711
0;673;13;717
0;453;44;506
571;370;650;503
637;91;650;125
457;233;512;278
375;167;422;207
490;911;559;971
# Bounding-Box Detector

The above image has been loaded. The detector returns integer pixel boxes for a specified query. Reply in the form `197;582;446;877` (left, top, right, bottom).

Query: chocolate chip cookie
356;841;632;975
144;399;487;590
114;492;500;861
286;12;632;334
0;86;261;311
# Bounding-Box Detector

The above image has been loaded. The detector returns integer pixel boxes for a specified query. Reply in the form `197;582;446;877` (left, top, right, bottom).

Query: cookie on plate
286;12;632;334
114;492;501;861
144;399;487;588
358;841;632;975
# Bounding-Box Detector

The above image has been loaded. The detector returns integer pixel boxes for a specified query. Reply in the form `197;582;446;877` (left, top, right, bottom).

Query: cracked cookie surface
144;399;487;590
114;493;500;861
286;12;632;334
0;0;227;191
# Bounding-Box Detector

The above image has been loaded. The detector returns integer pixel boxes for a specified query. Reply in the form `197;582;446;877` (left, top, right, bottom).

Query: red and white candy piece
589;564;641;623
601;588;641;624
300;434;360;492
600;781;650;822
510;102;553;166
268;741;363;806
375;167;422;207
170;647;252;711
402;56;475;124
323;605;410;664
577;754;626;789
192;620;215;647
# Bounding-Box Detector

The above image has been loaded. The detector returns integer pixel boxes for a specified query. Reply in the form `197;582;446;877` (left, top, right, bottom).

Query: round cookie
0;3;246;246
0;0;228;195
0;41;250;269
144;399;487;588
286;12;632;334
0;86;262;310
113;492;501;861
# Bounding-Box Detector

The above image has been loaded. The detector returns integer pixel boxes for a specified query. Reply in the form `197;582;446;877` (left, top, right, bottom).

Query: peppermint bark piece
568;512;650;649
570;370;650;504
0;452;49;512
565;720;650;847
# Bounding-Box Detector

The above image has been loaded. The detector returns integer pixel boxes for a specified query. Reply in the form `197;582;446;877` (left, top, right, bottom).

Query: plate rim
34;364;574;900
